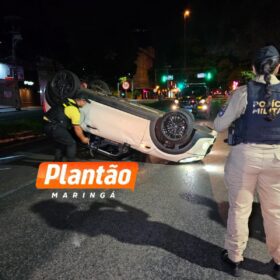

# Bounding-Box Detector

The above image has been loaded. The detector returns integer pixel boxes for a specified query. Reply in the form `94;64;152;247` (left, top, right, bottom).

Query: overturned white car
45;71;217;163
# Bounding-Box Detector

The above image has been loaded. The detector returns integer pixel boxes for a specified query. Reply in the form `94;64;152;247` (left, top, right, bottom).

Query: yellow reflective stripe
62;98;76;108
64;106;80;125
68;98;75;103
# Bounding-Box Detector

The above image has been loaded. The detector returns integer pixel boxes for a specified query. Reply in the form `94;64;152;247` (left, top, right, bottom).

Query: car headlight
171;104;178;111
197;104;208;111
199;99;206;104
174;99;179;104
201;104;208;111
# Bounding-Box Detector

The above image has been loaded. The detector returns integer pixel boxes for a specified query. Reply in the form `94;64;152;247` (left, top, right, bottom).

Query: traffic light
205;72;213;81
177;82;185;90
161;75;174;83
161;75;167;83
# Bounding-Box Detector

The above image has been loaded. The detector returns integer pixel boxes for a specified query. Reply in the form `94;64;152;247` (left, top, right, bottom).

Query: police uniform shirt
43;98;81;125
214;74;280;132
63;99;81;125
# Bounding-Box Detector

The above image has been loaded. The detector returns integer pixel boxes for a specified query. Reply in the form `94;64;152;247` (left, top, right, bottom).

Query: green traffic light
178;82;184;90
161;75;167;83
205;72;213;81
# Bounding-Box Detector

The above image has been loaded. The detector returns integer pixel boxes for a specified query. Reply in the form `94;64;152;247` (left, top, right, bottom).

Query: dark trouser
44;123;77;161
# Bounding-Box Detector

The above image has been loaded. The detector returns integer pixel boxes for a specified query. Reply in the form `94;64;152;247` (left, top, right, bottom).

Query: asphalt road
0;122;275;280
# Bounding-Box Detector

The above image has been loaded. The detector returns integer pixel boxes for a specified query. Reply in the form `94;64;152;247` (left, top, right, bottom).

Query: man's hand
73;125;89;145
81;137;90;145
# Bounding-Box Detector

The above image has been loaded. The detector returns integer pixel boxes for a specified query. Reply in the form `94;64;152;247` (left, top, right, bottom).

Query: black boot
273;262;280;280
221;250;242;277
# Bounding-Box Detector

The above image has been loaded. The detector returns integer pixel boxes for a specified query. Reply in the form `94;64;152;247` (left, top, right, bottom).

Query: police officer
44;91;90;161
214;45;280;279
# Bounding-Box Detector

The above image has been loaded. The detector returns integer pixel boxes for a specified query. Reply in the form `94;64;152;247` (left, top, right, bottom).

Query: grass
0;119;44;138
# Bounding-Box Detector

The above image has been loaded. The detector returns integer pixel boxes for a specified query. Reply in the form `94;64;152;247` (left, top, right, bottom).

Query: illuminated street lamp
184;9;190;18
183;9;190;71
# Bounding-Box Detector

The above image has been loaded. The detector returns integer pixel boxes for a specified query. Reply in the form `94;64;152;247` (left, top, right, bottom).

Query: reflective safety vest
44;99;78;129
233;80;280;144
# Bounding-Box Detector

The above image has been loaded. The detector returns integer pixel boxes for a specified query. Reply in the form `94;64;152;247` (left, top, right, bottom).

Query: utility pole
183;10;190;73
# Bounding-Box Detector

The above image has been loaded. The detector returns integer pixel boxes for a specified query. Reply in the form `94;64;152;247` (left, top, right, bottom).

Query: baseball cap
74;90;91;103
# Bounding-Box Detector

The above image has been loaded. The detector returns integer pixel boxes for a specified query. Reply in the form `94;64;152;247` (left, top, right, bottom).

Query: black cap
254;45;280;63
74;90;91;103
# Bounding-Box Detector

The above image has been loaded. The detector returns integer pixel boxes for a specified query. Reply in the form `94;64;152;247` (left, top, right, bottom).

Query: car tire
45;82;60;107
88;80;111;96
150;110;195;154
50;70;81;101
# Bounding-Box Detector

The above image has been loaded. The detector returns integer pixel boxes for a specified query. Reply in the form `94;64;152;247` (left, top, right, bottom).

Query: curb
0;135;47;153
0;132;44;145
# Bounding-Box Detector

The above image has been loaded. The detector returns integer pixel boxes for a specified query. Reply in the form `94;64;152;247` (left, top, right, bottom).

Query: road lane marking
0;155;25;164
0;168;11;171
71;233;87;247
0;179;36;199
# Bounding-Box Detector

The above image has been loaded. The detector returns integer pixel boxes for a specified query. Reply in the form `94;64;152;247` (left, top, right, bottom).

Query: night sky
1;0;280;83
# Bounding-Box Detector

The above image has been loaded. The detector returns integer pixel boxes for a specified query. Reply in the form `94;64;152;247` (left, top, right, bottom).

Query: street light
183;9;190;71
184;9;190;18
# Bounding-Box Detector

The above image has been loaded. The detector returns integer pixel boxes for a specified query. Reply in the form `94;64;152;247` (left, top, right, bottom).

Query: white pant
224;143;280;264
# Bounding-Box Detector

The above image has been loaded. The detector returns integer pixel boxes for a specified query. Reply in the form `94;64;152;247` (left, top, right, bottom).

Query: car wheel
50;70;80;101
45;82;60;107
150;110;194;155
88;80;111;96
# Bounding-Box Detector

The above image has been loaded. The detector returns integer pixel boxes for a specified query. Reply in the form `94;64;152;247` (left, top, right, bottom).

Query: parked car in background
172;83;212;119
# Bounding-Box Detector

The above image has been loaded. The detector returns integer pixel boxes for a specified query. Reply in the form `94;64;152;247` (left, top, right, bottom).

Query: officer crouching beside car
43;91;90;161
214;45;280;279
